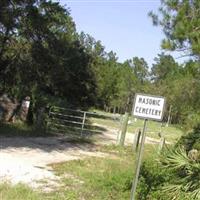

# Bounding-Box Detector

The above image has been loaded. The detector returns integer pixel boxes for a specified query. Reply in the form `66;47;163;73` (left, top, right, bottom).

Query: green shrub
183;113;200;131
177;124;200;151
159;147;200;200
136;159;170;200
193;140;200;151
137;145;200;200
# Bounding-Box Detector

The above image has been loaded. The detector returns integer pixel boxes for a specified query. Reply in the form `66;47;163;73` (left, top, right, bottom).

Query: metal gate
46;106;121;137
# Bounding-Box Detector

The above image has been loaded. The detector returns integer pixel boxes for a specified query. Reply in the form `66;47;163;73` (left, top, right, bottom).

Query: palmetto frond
160;147;200;199
162;147;190;170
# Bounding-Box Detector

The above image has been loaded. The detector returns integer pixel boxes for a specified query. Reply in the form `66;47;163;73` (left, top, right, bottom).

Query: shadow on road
0;136;99;153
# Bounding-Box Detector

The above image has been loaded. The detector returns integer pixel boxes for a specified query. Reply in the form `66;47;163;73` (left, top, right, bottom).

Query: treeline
0;0;200;128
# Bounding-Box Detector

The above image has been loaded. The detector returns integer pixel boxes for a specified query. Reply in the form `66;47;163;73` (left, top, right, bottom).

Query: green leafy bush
177;124;200;151
137;145;200;200
160;147;200;200
136;159;170;200
183;113;200;131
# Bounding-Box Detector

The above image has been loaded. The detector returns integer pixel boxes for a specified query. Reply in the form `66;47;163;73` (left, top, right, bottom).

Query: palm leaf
160;147;200;199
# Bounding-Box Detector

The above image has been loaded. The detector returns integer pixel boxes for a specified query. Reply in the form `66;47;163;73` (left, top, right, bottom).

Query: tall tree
151;53;180;82
129;57;149;84
149;0;200;59
0;0;97;113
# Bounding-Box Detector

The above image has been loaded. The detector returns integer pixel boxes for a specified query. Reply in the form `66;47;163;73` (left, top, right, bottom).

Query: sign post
119;112;129;146
130;93;165;200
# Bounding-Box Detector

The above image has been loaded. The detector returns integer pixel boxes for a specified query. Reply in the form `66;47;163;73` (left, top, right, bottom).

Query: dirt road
0;127;161;191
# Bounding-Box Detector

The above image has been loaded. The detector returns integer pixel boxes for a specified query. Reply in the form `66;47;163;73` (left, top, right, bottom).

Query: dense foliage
137;1;200;199
0;0;96;110
149;0;200;58
138;146;200;200
0;0;199;129
149;0;200;128
137;127;200;200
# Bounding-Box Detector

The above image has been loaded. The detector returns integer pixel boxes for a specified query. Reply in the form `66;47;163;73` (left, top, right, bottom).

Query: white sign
22;100;30;108
132;93;165;121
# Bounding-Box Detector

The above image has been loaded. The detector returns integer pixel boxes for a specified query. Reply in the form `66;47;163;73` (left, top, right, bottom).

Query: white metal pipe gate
46;106;121;137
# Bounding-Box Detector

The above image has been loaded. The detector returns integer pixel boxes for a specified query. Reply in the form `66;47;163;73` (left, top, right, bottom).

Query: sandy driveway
0;136;107;191
0;127;161;191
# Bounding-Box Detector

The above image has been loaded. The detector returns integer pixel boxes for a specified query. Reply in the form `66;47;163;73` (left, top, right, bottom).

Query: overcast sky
56;0;180;67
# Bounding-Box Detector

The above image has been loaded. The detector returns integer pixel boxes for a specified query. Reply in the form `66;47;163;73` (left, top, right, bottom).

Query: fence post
81;112;86;136
133;129;141;152
166;105;172;127
158;123;165;153
116;115;123;144
118;112;129;146
46;106;52;133
158;137;165;153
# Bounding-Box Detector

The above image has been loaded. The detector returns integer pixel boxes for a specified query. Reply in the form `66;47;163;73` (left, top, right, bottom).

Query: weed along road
130;93;166;200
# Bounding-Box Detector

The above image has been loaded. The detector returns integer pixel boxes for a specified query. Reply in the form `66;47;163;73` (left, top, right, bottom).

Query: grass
0;121;35;136
0;109;185;199
0;121;48;137
0;183;41;200
50;144;160;200
90;113;184;143
127;118;184;142
0;144;159;200
0;183;71;200
0;109;183;142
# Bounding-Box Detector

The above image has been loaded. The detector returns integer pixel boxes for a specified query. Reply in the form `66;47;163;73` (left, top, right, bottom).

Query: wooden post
133;129;141;152
158;123;165;153
158;137;165;153
119;112;129;146
130;119;147;200
116;115;123;144
166;105;172;127
81;112;86;136
113;107;116;114
19;96;30;122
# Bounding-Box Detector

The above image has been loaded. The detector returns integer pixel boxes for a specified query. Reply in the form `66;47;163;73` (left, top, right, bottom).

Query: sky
56;0;170;67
